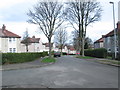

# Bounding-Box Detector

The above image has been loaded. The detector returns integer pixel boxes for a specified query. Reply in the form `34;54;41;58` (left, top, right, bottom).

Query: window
108;48;111;52
117;47;118;51
9;38;12;42
13;48;16;53
9;48;12;52
13;38;15;41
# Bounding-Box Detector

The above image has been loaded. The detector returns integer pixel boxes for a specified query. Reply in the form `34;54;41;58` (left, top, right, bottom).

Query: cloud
86;21;114;41
0;0;38;22
0;0;27;9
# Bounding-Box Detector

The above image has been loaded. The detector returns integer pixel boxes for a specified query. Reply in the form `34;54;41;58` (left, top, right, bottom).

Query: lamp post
109;2;117;59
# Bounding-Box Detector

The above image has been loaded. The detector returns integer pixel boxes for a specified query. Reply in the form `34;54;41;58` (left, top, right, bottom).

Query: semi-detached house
94;24;120;59
0;25;21;53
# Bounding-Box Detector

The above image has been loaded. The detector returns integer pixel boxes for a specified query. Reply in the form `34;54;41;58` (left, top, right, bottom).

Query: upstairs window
9;38;12;42
13;38;15;41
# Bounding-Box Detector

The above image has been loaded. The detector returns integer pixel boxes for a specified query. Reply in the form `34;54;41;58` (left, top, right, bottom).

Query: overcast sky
0;0;119;43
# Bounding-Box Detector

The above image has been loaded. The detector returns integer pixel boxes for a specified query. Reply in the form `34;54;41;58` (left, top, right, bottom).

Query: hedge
2;52;48;65
84;48;107;58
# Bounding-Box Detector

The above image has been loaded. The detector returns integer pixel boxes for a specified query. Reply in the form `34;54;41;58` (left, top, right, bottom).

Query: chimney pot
2;24;6;30
32;36;35;38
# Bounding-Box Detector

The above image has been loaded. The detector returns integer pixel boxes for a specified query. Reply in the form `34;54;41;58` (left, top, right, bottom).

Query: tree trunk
48;38;52;58
82;37;85;57
26;45;28;52
60;47;62;56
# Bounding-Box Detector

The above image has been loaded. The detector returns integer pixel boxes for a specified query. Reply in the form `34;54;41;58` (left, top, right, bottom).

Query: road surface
2;56;118;88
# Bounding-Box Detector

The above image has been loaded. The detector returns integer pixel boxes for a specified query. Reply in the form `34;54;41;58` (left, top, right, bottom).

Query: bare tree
21;30;31;52
54;27;67;55
27;1;65;57
72;30;81;54
66;0;102;56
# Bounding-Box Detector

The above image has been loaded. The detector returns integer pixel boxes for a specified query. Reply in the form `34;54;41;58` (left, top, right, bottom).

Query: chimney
2;24;6;31
32;36;35;38
102;35;105;38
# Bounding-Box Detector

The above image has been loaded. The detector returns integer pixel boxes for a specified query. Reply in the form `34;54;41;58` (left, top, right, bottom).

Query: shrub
2;52;48;65
84;48;107;58
62;52;67;55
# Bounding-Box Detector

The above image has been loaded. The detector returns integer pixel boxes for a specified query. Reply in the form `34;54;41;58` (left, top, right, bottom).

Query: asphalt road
2;56;118;88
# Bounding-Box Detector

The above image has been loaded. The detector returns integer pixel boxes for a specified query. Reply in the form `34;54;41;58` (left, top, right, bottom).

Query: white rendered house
20;36;46;52
0;25;21;53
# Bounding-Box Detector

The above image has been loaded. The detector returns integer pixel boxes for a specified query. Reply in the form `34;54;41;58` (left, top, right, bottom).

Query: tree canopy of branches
66;0;102;56
72;30;92;52
84;37;93;49
72;30;81;52
54;27;67;55
27;1;65;57
21;30;31;52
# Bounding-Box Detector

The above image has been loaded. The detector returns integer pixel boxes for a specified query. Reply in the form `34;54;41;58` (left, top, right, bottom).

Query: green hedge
2;52;48;65
84;48;107;58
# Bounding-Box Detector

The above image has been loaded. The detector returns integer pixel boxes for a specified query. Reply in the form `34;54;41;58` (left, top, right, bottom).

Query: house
0;25;21;53
54;44;76;54
42;43;54;52
103;28;119;53
21;36;45;52
94;37;104;49
67;45;76;54
117;21;120;59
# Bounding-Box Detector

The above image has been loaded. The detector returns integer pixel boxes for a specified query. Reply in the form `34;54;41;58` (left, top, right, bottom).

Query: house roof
0;25;21;38
67;45;75;51
94;37;103;43
43;43;53;47
103;28;120;38
21;36;40;43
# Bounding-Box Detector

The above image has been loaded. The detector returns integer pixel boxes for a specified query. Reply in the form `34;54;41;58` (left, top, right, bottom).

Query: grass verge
97;60;120;66
41;57;56;63
76;56;95;59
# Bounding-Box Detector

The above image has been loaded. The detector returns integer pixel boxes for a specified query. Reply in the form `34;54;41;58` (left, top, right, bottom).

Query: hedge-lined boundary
84;48;107;58
2;52;48;65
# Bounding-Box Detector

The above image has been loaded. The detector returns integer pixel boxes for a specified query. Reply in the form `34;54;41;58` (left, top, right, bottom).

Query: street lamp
109;2;117;59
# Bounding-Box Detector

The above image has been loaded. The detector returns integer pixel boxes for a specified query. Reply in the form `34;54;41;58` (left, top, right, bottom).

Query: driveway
2;56;118;88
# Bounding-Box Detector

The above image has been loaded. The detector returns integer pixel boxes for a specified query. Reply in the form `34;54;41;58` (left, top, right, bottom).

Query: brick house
94;37;104;49
0;25;21;53
103;29;119;53
117;21;120;59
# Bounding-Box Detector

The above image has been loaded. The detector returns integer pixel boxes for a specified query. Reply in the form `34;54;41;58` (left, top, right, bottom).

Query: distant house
42;43;54;52
94;37;104;49
0;25;21;53
54;44;76;54
21;36;45;52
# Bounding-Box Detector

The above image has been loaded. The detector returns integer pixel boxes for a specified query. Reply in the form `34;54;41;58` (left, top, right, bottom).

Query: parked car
54;52;61;57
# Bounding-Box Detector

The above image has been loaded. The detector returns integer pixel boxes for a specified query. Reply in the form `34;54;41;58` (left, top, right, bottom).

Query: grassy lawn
41;57;56;63
76;56;95;59
98;60;120;65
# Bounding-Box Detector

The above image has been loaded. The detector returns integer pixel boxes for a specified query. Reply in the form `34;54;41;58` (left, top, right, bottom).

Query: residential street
2;56;118;88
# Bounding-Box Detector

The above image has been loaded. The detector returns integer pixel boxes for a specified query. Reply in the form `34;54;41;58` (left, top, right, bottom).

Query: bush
84;48;107;58
2;52;48;65
62;52;67;55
